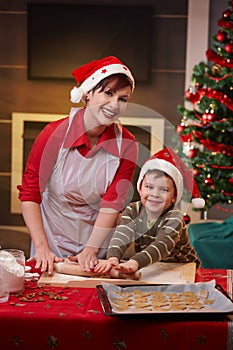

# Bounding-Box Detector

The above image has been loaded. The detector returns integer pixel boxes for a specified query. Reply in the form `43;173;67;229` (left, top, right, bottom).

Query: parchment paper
101;280;233;314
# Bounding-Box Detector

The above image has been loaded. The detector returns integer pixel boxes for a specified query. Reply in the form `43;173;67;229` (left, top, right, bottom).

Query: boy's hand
115;259;139;274
94;257;119;274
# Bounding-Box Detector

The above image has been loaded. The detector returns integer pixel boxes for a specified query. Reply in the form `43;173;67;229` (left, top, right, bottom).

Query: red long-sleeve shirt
17;109;138;211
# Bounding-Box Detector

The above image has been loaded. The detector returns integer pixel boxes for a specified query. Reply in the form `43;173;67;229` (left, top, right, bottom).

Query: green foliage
176;1;233;212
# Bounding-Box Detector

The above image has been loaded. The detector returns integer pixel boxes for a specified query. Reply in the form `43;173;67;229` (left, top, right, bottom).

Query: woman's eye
119;97;127;103
105;90;114;96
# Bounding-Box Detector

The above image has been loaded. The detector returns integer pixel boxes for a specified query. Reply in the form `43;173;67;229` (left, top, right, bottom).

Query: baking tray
96;280;233;316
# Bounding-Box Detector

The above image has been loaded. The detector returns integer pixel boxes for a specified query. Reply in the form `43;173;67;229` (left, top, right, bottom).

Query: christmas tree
176;0;233;215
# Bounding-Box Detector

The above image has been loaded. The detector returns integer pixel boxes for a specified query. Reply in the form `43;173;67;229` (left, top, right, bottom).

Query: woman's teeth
102;108;116;118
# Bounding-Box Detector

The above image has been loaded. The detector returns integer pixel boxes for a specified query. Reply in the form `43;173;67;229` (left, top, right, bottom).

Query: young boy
94;147;204;275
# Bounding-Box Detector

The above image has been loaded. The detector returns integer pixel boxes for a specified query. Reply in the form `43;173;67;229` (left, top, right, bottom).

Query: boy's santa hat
70;56;135;103
137;147;205;208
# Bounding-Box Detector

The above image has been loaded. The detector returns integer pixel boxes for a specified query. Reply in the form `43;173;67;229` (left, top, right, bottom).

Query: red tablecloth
0;265;233;350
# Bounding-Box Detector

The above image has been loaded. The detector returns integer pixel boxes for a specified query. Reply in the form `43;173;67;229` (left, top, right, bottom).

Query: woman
17;56;138;274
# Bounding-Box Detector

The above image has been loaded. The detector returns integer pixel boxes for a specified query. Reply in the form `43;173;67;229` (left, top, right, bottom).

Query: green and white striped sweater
107;201;201;268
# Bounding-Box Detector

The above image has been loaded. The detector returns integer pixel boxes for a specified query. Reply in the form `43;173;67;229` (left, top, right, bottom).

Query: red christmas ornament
216;31;226;42
207;112;217;122
204;177;214;186
183;214;191;225
176;124;185;134
180;134;193;143
192;168;199;176
202;112;217;122
202;112;209;122
223;9;231;18
225;43;233;54
228;178;233;185
185;89;200;104
188;148;197;159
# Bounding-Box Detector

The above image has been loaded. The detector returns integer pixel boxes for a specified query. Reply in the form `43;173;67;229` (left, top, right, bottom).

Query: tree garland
196;164;233;170
192;130;233;156
198;88;233;111
204;72;232;81
206;48;233;68
218;18;233;30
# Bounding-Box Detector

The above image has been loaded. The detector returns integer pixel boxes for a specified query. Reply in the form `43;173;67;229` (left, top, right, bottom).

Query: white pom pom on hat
70;56;135;103
137;147;205;208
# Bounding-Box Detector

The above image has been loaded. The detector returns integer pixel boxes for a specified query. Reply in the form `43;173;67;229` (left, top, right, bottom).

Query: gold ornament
211;64;221;75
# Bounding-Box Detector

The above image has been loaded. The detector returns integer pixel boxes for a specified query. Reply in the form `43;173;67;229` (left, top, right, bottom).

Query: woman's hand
27;247;64;275
67;246;99;272
94;257;119;274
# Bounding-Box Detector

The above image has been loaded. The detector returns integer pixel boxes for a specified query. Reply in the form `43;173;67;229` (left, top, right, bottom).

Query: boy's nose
149;189;159;197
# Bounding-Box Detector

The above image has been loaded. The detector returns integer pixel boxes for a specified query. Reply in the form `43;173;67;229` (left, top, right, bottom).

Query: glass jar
0;249;25;294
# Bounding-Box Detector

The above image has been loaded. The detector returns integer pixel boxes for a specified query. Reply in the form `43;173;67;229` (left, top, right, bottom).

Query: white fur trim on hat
70;63;135;103
137;158;184;204
191;198;205;208
70;86;85;104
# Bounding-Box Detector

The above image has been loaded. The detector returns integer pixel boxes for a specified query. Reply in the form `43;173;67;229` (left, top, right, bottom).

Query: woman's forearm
86;209;119;251
20;201;50;251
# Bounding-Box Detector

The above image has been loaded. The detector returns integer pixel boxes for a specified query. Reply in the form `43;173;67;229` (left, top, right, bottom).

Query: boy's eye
161;188;168;192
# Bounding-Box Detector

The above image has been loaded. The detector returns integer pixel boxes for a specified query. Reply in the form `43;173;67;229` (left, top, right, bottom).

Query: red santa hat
137;147;205;208
70;56;135;103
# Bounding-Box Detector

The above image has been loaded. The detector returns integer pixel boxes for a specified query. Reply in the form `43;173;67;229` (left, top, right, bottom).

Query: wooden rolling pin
54;261;141;280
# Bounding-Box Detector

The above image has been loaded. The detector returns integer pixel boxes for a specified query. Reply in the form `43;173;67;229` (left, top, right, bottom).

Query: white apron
33;108;122;258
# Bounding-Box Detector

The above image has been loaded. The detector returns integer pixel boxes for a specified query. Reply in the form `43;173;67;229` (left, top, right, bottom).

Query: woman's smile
101;107;118;120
